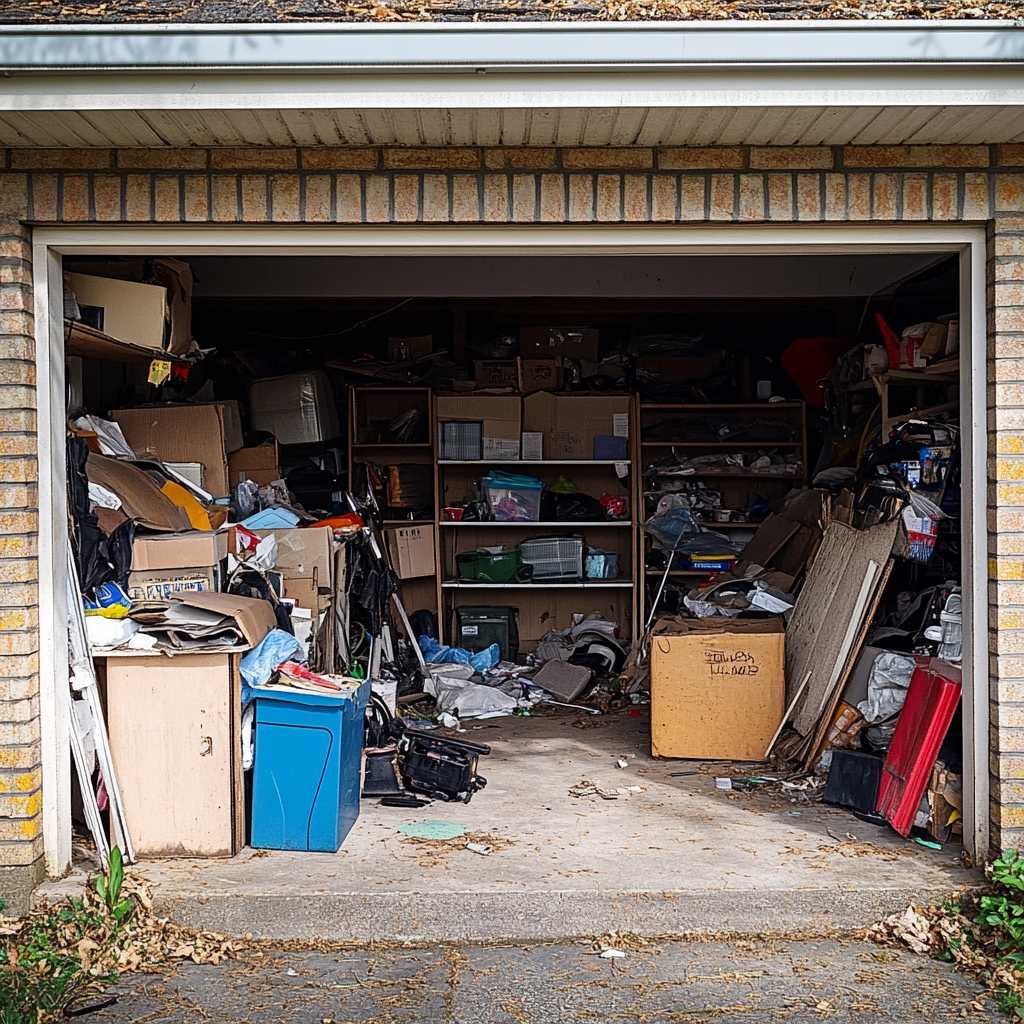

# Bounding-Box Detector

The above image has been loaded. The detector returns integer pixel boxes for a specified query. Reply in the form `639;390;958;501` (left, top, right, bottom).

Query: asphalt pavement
90;935;1003;1023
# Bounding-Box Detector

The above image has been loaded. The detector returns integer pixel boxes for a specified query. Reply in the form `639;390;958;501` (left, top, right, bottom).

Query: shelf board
442;581;633;589
640;402;803;411
701;520;760;529
642;441;802;448
438;459;629;466
646;470;802;480
383;519;435;526
440;520;631;527
352;442;432;448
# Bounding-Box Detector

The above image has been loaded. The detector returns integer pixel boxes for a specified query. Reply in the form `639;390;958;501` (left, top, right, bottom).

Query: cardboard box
517;357;562;393
521;326;599;363
66;271;168;352
650;618;785;760
388;335;432;361
522;392;631;460
127;567;217;601
385;525;436;579
261;526;336;584
112;403;240;497
437;395;521;460
132;530;228;571
64;258;194;357
249;370;340;445
228;441;281;487
474;360;517;389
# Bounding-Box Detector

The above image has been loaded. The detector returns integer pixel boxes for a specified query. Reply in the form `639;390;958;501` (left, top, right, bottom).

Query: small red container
442;506;465;522
876;657;962;837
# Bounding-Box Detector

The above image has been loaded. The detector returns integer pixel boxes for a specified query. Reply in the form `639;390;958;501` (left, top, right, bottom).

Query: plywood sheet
786;520;898;737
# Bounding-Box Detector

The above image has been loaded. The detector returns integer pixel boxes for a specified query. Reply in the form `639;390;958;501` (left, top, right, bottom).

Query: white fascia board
0;20;1022;72
0;20;1023;73
3;67;1024;113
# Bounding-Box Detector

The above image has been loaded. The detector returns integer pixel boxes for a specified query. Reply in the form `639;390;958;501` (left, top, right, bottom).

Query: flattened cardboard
650;618;785;761
131;530;228;571
66;271;168;352
111;404;235;497
175;591;276;648
228;441;281;487
86;453;191;533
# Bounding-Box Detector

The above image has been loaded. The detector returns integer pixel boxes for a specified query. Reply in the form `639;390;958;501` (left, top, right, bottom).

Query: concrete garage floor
38;709;979;942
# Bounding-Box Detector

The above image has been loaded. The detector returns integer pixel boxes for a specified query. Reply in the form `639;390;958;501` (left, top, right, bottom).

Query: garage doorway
32;224;990;884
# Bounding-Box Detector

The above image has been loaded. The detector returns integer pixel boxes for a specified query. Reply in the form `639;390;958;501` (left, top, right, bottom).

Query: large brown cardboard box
517;357;562;393
131;530;228;571
260;526;336;584
473;360;517;389
436;395;521;460
66;271;168;352
385;525;435;579
112;403;242;498
228;441;281;487
650;618;785;760
522;392;630;460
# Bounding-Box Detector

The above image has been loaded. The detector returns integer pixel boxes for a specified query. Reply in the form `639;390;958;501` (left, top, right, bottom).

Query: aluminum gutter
0;20;1022;73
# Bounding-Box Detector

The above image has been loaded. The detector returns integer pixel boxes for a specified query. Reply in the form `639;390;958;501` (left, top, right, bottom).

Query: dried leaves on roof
1;0;1022;22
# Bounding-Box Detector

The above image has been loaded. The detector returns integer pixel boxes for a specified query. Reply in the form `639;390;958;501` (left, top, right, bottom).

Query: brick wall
0;141;1022;908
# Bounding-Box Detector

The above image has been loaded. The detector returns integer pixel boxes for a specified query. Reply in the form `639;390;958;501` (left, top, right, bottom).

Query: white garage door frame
32;222;989;874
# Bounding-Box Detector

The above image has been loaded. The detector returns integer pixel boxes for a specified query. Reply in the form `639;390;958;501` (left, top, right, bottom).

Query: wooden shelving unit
434;393;639;650
638;400;807;625
347;385;438;615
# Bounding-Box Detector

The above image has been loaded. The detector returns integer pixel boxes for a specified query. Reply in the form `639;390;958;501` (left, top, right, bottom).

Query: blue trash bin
250;680;370;852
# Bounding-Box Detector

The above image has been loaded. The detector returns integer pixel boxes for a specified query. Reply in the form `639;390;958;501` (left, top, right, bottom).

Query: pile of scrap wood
773;495;902;768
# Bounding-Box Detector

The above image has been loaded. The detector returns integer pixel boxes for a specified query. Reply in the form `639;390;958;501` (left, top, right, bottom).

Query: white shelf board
440;520;630;527
438;459;629;465
442;581;633;589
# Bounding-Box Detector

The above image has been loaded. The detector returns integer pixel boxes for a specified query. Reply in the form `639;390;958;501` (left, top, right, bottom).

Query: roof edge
1;19;1023;73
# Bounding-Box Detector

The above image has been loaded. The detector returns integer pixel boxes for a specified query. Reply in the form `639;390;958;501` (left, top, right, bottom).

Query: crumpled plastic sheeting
240;627;305;693
858;651;916;723
424;671;520;719
418;634;500;673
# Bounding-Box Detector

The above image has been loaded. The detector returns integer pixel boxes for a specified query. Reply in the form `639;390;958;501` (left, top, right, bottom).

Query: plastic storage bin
483;472;543;522
519;535;584;579
456;547;523;583
251;680;370;852
440;421;482;461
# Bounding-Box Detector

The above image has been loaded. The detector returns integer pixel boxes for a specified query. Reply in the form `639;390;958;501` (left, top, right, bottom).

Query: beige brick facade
0;141;1020;908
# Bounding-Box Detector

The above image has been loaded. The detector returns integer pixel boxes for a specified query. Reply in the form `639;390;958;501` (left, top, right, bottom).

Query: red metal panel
876;657;962;838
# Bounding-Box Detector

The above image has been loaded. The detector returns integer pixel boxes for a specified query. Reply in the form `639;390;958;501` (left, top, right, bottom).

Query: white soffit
4;102;1024;147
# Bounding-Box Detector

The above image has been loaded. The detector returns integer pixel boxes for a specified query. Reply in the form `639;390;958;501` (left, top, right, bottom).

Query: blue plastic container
250;680;370;852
